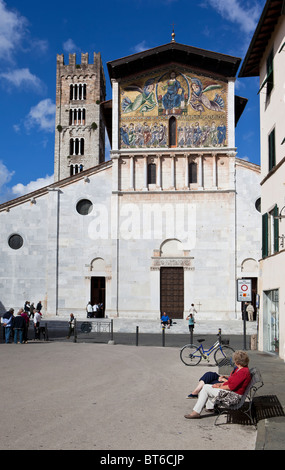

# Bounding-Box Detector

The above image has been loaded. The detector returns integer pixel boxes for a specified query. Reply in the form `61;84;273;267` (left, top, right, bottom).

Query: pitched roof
239;0;284;77
107;41;241;80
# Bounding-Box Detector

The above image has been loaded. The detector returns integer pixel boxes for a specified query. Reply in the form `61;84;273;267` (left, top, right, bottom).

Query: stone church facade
0;41;261;321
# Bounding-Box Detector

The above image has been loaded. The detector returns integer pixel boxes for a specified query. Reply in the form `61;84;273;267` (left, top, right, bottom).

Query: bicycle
180;331;235;366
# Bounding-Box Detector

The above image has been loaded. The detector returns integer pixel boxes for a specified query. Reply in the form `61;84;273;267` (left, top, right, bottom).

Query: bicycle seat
198;339;205;343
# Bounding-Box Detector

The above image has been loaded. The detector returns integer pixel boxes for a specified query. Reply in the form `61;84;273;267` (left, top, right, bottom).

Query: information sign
237;279;252;302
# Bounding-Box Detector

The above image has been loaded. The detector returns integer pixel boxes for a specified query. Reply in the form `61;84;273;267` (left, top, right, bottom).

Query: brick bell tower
54;52;106;182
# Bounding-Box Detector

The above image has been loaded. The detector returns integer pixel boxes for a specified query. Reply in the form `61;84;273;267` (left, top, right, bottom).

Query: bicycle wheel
214;345;235;366
180;345;202;366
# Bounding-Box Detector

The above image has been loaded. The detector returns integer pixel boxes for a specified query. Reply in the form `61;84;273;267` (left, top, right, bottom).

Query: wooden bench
214;367;264;426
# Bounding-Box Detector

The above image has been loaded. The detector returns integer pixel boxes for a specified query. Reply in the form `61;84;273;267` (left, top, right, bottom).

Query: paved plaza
0;341;258;451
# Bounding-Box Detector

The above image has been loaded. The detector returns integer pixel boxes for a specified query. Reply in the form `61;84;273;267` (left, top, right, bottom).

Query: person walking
67;313;75;339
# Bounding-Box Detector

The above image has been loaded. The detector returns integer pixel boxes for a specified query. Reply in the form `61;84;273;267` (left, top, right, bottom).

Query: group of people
161;303;197;331
184;350;251;419
1;300;43;344
86;301;104;318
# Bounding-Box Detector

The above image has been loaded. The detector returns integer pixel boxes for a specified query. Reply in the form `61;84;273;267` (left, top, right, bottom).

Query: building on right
239;0;285;360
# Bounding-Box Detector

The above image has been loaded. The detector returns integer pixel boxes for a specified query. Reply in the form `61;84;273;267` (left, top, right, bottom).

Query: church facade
0;41;261;321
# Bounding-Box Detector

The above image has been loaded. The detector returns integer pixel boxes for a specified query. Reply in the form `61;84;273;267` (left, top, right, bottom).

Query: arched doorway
159;239;185;319
90;258;106;317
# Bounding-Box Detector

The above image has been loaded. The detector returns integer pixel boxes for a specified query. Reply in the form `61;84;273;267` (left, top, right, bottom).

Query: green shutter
269;129;276;171
262;213;268;258
266;50;274;95
274;205;279;253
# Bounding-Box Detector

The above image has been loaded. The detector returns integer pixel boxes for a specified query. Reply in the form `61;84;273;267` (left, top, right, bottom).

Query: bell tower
54;52;106;182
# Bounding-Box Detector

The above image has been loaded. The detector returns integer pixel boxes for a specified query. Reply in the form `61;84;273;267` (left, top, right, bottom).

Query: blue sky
0;0;265;203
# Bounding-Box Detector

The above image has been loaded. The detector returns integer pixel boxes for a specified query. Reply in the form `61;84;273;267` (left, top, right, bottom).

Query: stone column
198;154;204;189
212;153;217;189
143;156;148;191
130;156;134;190
111;79;119;151
185;154;189;188
171;156;175;189
157;155;162;189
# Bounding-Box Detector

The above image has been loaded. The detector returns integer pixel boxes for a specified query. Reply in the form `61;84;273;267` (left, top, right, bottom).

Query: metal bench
214;367;264;426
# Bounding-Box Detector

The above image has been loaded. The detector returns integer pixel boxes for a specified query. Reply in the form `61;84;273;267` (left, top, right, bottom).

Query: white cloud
63;38;80;53
0;68;43;91
205;0;263;34
12;174;54;198
0;160;15;203
25;99;56;133
133;40;148;53
0;159;14;187
0;0;28;61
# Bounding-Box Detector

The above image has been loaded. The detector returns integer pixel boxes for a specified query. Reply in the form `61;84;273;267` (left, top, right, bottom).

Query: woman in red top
185;350;251;419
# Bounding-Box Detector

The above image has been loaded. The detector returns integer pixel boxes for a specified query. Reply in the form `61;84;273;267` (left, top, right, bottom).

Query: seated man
161;312;172;329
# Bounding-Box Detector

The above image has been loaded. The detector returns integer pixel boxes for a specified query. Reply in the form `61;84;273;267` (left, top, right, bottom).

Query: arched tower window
70;164;84;176
69;138;85;155
69;84;87;101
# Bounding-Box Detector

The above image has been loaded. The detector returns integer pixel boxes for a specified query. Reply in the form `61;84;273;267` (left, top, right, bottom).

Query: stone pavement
0;318;284;451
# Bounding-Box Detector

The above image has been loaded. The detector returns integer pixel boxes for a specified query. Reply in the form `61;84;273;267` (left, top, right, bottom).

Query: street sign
237;279;252;302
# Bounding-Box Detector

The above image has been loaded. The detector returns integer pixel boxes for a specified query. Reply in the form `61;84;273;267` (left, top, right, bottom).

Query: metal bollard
136;326;139;346
74;319;77;343
162;327;165;347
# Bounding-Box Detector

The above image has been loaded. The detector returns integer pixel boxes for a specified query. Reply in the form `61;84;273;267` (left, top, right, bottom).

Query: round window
8;234;24;250
76;199;93;215
255;197;261;213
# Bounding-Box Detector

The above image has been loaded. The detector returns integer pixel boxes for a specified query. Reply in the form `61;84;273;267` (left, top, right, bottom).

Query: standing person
21;308;29;343
189;303;197;316
33;310;41;340
2;308;14;343
246;303;255;322
67;313;75;339
36;301;42;313
92;303;98;318
186;313;195;334
24;301;30;316
86;302;93;318
13;309;26;344
29;303;35;319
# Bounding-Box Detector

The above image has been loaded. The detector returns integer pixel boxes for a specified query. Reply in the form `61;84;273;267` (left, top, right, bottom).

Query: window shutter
274;205;279;253
262;213;268;258
268;129;276;171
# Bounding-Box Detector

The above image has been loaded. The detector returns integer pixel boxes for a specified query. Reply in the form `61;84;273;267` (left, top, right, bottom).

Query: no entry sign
237;279;252;302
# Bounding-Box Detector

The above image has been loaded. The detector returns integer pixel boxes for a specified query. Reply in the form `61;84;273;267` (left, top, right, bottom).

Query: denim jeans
14;328;23;344
5;326;12;343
